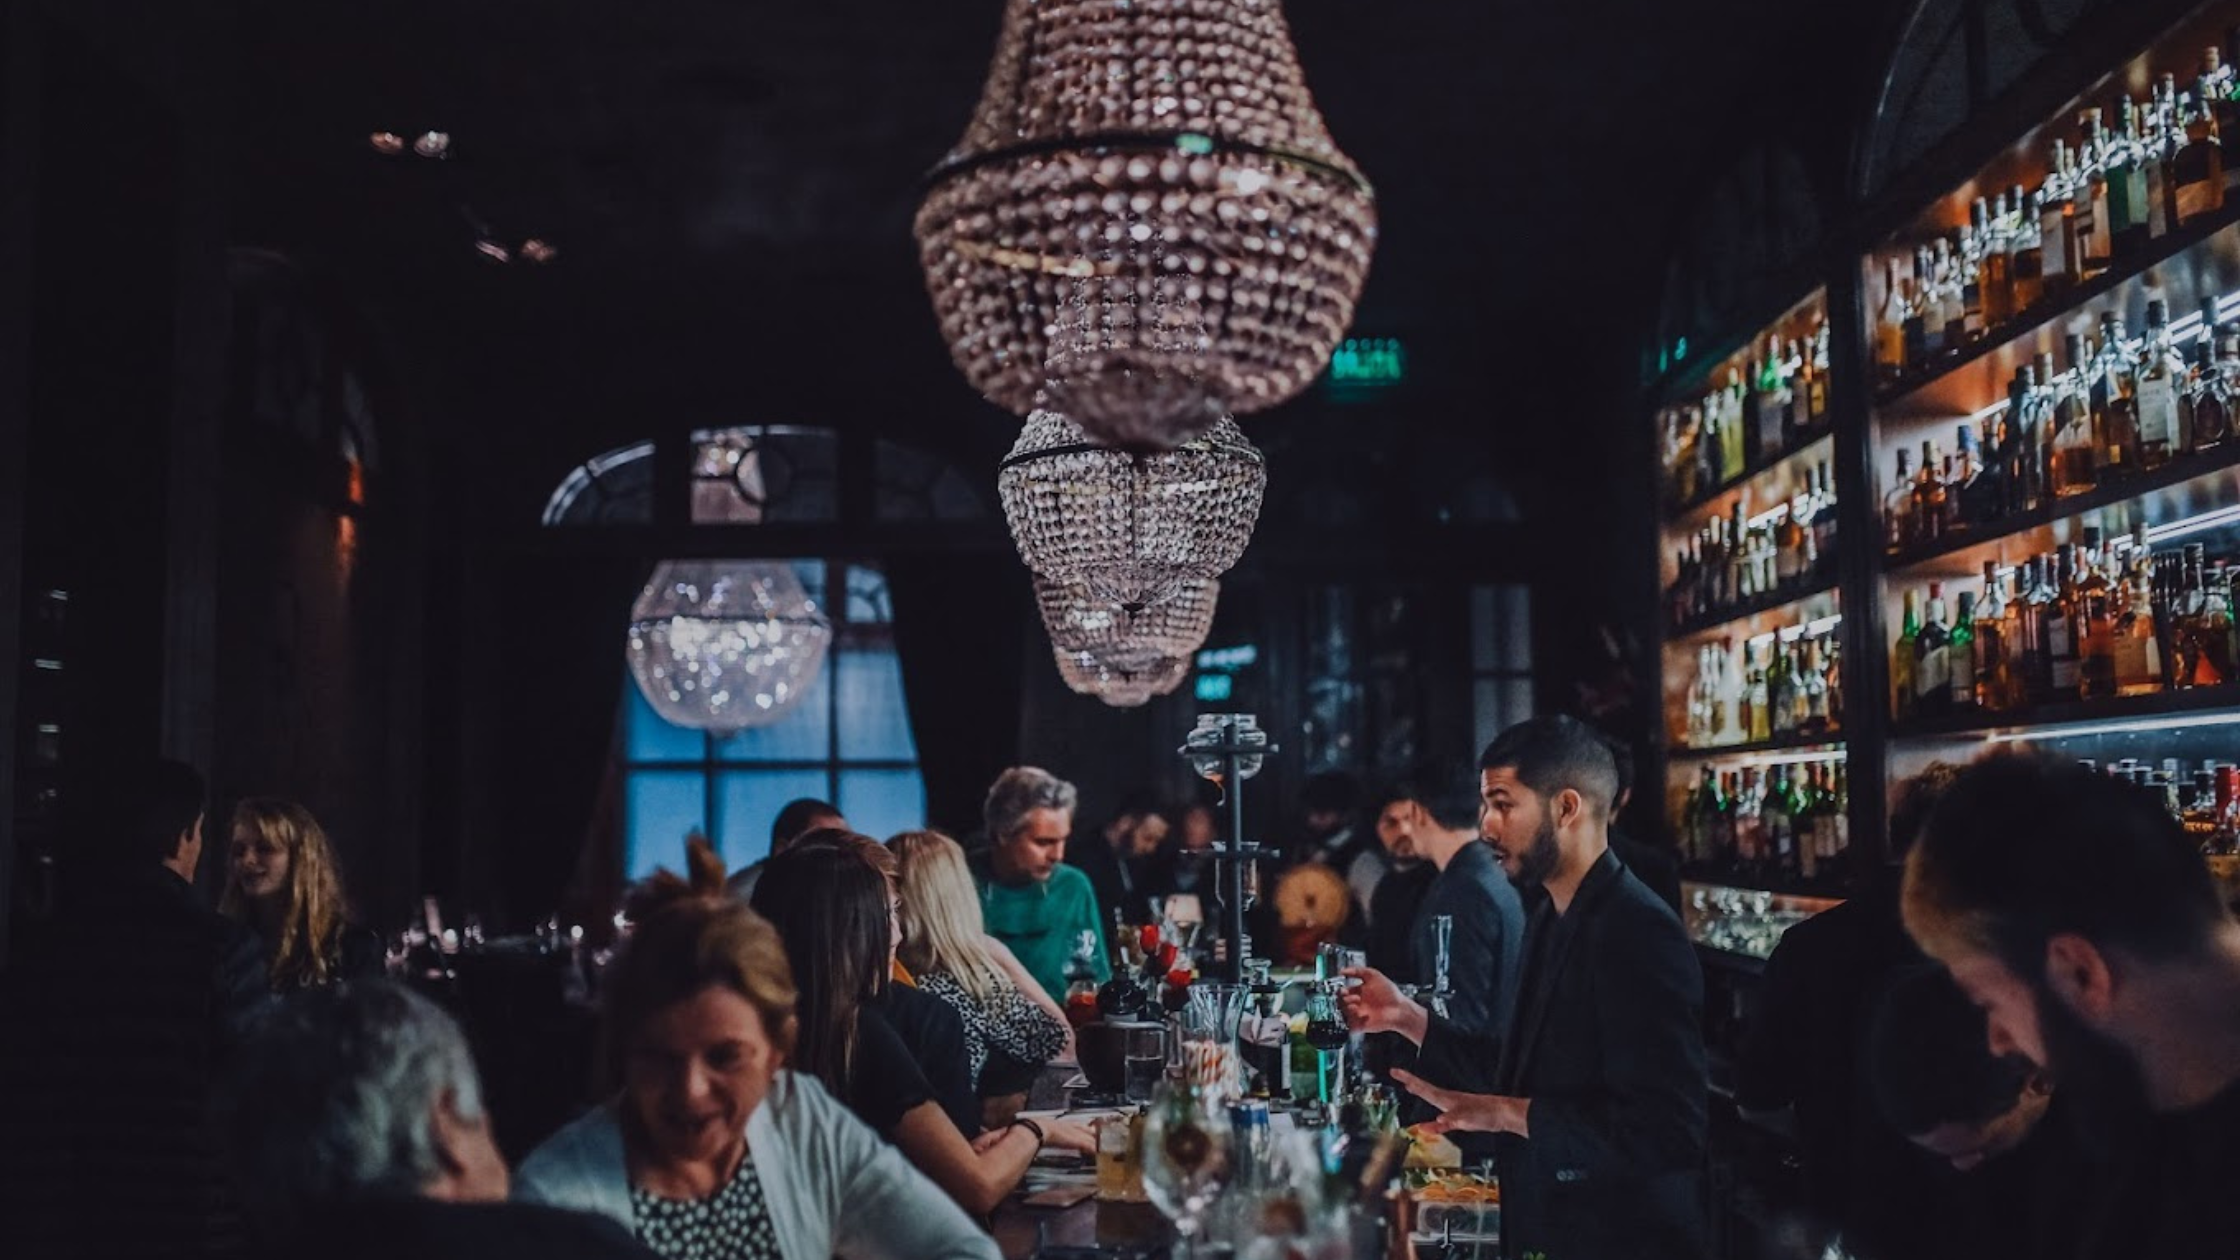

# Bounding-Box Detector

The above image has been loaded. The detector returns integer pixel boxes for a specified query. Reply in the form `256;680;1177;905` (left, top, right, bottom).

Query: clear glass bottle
2136;299;2183;470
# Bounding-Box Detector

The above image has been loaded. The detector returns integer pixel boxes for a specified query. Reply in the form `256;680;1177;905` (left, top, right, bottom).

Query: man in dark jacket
1345;716;1708;1260
0;760;269;1259
1409;779;1525;1040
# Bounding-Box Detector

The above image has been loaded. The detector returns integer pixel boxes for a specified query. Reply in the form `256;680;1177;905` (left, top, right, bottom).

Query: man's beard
2035;979;2151;1155
1509;816;1562;890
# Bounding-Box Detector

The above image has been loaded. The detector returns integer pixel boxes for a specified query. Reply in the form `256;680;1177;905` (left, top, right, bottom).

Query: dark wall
0;0;34;954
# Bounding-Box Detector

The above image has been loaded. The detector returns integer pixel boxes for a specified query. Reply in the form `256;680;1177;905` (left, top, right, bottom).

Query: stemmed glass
1141;1077;1235;1258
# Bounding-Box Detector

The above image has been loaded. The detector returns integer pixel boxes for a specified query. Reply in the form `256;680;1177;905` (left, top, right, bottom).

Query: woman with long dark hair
748;835;1086;1216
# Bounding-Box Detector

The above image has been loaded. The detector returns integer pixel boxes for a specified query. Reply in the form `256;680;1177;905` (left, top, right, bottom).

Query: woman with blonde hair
221;797;382;992
888;831;1070;1101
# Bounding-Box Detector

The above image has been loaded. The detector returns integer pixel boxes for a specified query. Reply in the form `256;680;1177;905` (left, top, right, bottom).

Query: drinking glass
1142;1078;1235;1257
1123;1022;1169;1103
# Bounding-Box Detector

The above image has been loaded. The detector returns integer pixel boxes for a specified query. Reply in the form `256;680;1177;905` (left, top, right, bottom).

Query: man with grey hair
224;982;652;1258
970;765;1111;1001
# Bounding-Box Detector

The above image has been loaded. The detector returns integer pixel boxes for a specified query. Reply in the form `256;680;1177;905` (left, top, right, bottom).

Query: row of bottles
1667;463;1840;628
2101;757;2240;856
1882;299;2240;554
1873;43;2240;382
1890;526;2240;723
1677;760;1852;883
1660;319;1834;509
1680;620;1844;748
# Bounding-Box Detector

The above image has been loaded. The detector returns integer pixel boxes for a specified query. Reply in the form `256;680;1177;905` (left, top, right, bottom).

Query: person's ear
1557;788;1586;830
2043;933;2117;1023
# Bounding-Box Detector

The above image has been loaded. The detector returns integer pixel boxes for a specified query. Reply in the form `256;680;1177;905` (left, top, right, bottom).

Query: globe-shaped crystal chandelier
1036;575;1219;672
1055;647;1190;709
999;405;1265;611
626;560;832;733
916;0;1377;451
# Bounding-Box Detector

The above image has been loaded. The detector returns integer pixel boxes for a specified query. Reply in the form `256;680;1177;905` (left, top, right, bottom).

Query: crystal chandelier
999;405;1265;610
1036;575;1219;672
626;560;832;733
1054;647;1189;708
916;0;1377;450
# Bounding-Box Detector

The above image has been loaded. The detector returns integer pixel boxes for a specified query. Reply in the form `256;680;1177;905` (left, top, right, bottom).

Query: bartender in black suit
1343;715;1708;1260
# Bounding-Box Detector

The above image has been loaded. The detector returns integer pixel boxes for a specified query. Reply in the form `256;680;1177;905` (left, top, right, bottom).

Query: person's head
1301;771;1361;842
888;829;1008;1002
222;981;506;1241
1904;754;2231;1111
1477;715;1619;890
770;798;845;857
1888;761;1963;859
1371;783;1425;863
221;798;352;990
1176;801;1219;852
984;766;1077;883
748;834;894;1106
1410;778;1487;870
1868;964;2053;1172
124;759;207;875
607;839;798;1171
1103;795;1171;859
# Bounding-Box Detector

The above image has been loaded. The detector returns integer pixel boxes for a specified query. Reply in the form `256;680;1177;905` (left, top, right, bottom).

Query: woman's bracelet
1011;1116;1045;1146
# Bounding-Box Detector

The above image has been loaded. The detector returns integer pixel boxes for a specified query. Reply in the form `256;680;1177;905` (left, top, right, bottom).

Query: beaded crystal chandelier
626;560;832;733
1037;574;1219;672
999;405;1265;610
916;0;1376;451
1054;647;1190;708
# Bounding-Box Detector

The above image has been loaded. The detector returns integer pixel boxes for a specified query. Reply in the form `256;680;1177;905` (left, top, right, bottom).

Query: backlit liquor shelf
1646;0;2240;902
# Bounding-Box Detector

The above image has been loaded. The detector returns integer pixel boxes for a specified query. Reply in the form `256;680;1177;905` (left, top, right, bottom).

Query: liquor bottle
1064;929;1104;1028
2042;139;2079;294
1733;769;1765;869
2047;547;2084;703
2010;185;2045;313
1742;357;1766;466
2077;533;2120;701
2114;527;2166;697
1766;766;1796;879
1935;238;1967;352
1810;461;1839;567
2021;354;2057;510
1949;589;1978;711
1885;448;1916;550
2140;85;2175;241
2095;313;2141;478
1959;218;1987;343
2204;44;2240;193
1723;371;1747;477
1824;633;1845;727
1974;560;2014;710
2052;331;2098;496
2199;550;2238;686
1908;246;1934;362
2107;99;2153;259
1793;765;1820;882
1801;639;1832;736
1806;321;1831;428
2174;77;2227;225
1917;582;1954;717
1978;196;2014;328
1894;588;1921;721
1775;500;1807;589
1914;441;1947;544
2137;299;2183;470
1953;421;1986;526
2189;302;2232;452
1872;260;1908;376
2077;110;2114;271
1717;636;1741;742
1745;642;1772;742
1781;337;1805;445
2015;555;2049;700
1938;454;1963;537
1768;638;1797;737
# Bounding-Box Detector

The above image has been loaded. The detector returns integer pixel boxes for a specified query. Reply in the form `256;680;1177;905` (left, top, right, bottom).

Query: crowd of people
4;716;2238;1260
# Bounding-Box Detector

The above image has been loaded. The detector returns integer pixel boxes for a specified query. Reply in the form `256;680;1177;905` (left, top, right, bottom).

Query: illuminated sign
1327;338;1405;388
1194;673;1235;702
1194;644;1259;671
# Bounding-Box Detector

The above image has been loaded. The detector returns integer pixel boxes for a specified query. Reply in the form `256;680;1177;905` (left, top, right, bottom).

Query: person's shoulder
1047;862;1097;898
516;1103;624;1195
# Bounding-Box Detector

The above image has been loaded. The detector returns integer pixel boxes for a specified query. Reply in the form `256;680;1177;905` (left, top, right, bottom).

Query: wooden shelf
1662;430;1835;526
1874;196;2240;408
1889;681;2240;740
1667;732;1846;762
1667;581;1841;643
1880;442;2240;576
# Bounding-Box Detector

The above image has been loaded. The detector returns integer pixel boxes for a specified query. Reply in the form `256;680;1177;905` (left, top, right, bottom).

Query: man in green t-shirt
971;765;1112;1002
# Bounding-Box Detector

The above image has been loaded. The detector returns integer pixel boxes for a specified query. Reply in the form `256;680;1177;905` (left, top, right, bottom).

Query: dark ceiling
73;0;1917;498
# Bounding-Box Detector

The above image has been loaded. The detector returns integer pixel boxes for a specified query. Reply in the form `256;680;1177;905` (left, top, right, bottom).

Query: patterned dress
629;1153;780;1260
917;967;1070;1088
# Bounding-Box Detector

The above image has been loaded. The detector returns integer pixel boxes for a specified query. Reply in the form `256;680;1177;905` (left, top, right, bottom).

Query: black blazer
1415;849;1709;1260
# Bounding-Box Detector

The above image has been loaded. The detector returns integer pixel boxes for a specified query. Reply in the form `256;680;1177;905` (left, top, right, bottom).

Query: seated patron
517;841;996;1258
970;767;1109;1002
223;980;653;1260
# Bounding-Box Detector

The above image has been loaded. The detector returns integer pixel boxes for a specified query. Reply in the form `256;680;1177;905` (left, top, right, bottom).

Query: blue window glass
626;771;707;883
837;770;928;842
623;683;702;763
710;664;832;762
836;647;917;761
716;769;834;869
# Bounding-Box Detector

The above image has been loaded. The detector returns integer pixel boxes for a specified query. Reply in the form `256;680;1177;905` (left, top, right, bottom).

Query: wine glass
1141;1077;1235;1257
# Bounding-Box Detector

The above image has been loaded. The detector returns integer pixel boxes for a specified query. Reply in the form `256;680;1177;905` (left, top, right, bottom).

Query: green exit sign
1328;337;1406;388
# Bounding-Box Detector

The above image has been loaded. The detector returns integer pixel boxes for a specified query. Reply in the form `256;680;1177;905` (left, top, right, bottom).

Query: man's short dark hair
117;759;207;866
1906;753;2229;973
1596;731;1635;805
1371;780;1421;815
1888;762;1962;858
1418;777;1482;834
770;798;841;854
1868;964;2032;1136
1477;716;1619;822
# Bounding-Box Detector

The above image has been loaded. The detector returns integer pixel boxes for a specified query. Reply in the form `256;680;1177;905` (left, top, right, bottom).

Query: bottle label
2139;375;2180;446
1949;642;1976;700
2115;632;2159;689
2178;178;2220;223
2043;211;2068;276
2049;614;2073;656
1917;644;1951;698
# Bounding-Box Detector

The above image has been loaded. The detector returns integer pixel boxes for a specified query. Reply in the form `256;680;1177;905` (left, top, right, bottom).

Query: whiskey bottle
2095;313;2141;479
1979;195;2014;328
2042;140;2078;294
2108;99;2154;259
2189;300;2233;452
1913;441;1947;544
1877;261;1909;380
2051;331;2098;497
1894;589;1921;721
2011;185;2046;312
1917;582;1954;717
2077;532;2120;701
2174;75;2227;225
1801;639;1832;736
1949;589;1979;711
2136;299;2183;471
1884;448;1916;550
2077;110;2115;272
1975;560;2015;711
2113;526;2166;697
2046;548;2084;703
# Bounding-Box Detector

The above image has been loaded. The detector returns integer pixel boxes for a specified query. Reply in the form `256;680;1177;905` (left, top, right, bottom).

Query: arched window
543;425;982;876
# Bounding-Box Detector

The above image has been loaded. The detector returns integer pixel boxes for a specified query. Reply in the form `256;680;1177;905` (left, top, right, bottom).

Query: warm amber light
369;132;405;155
